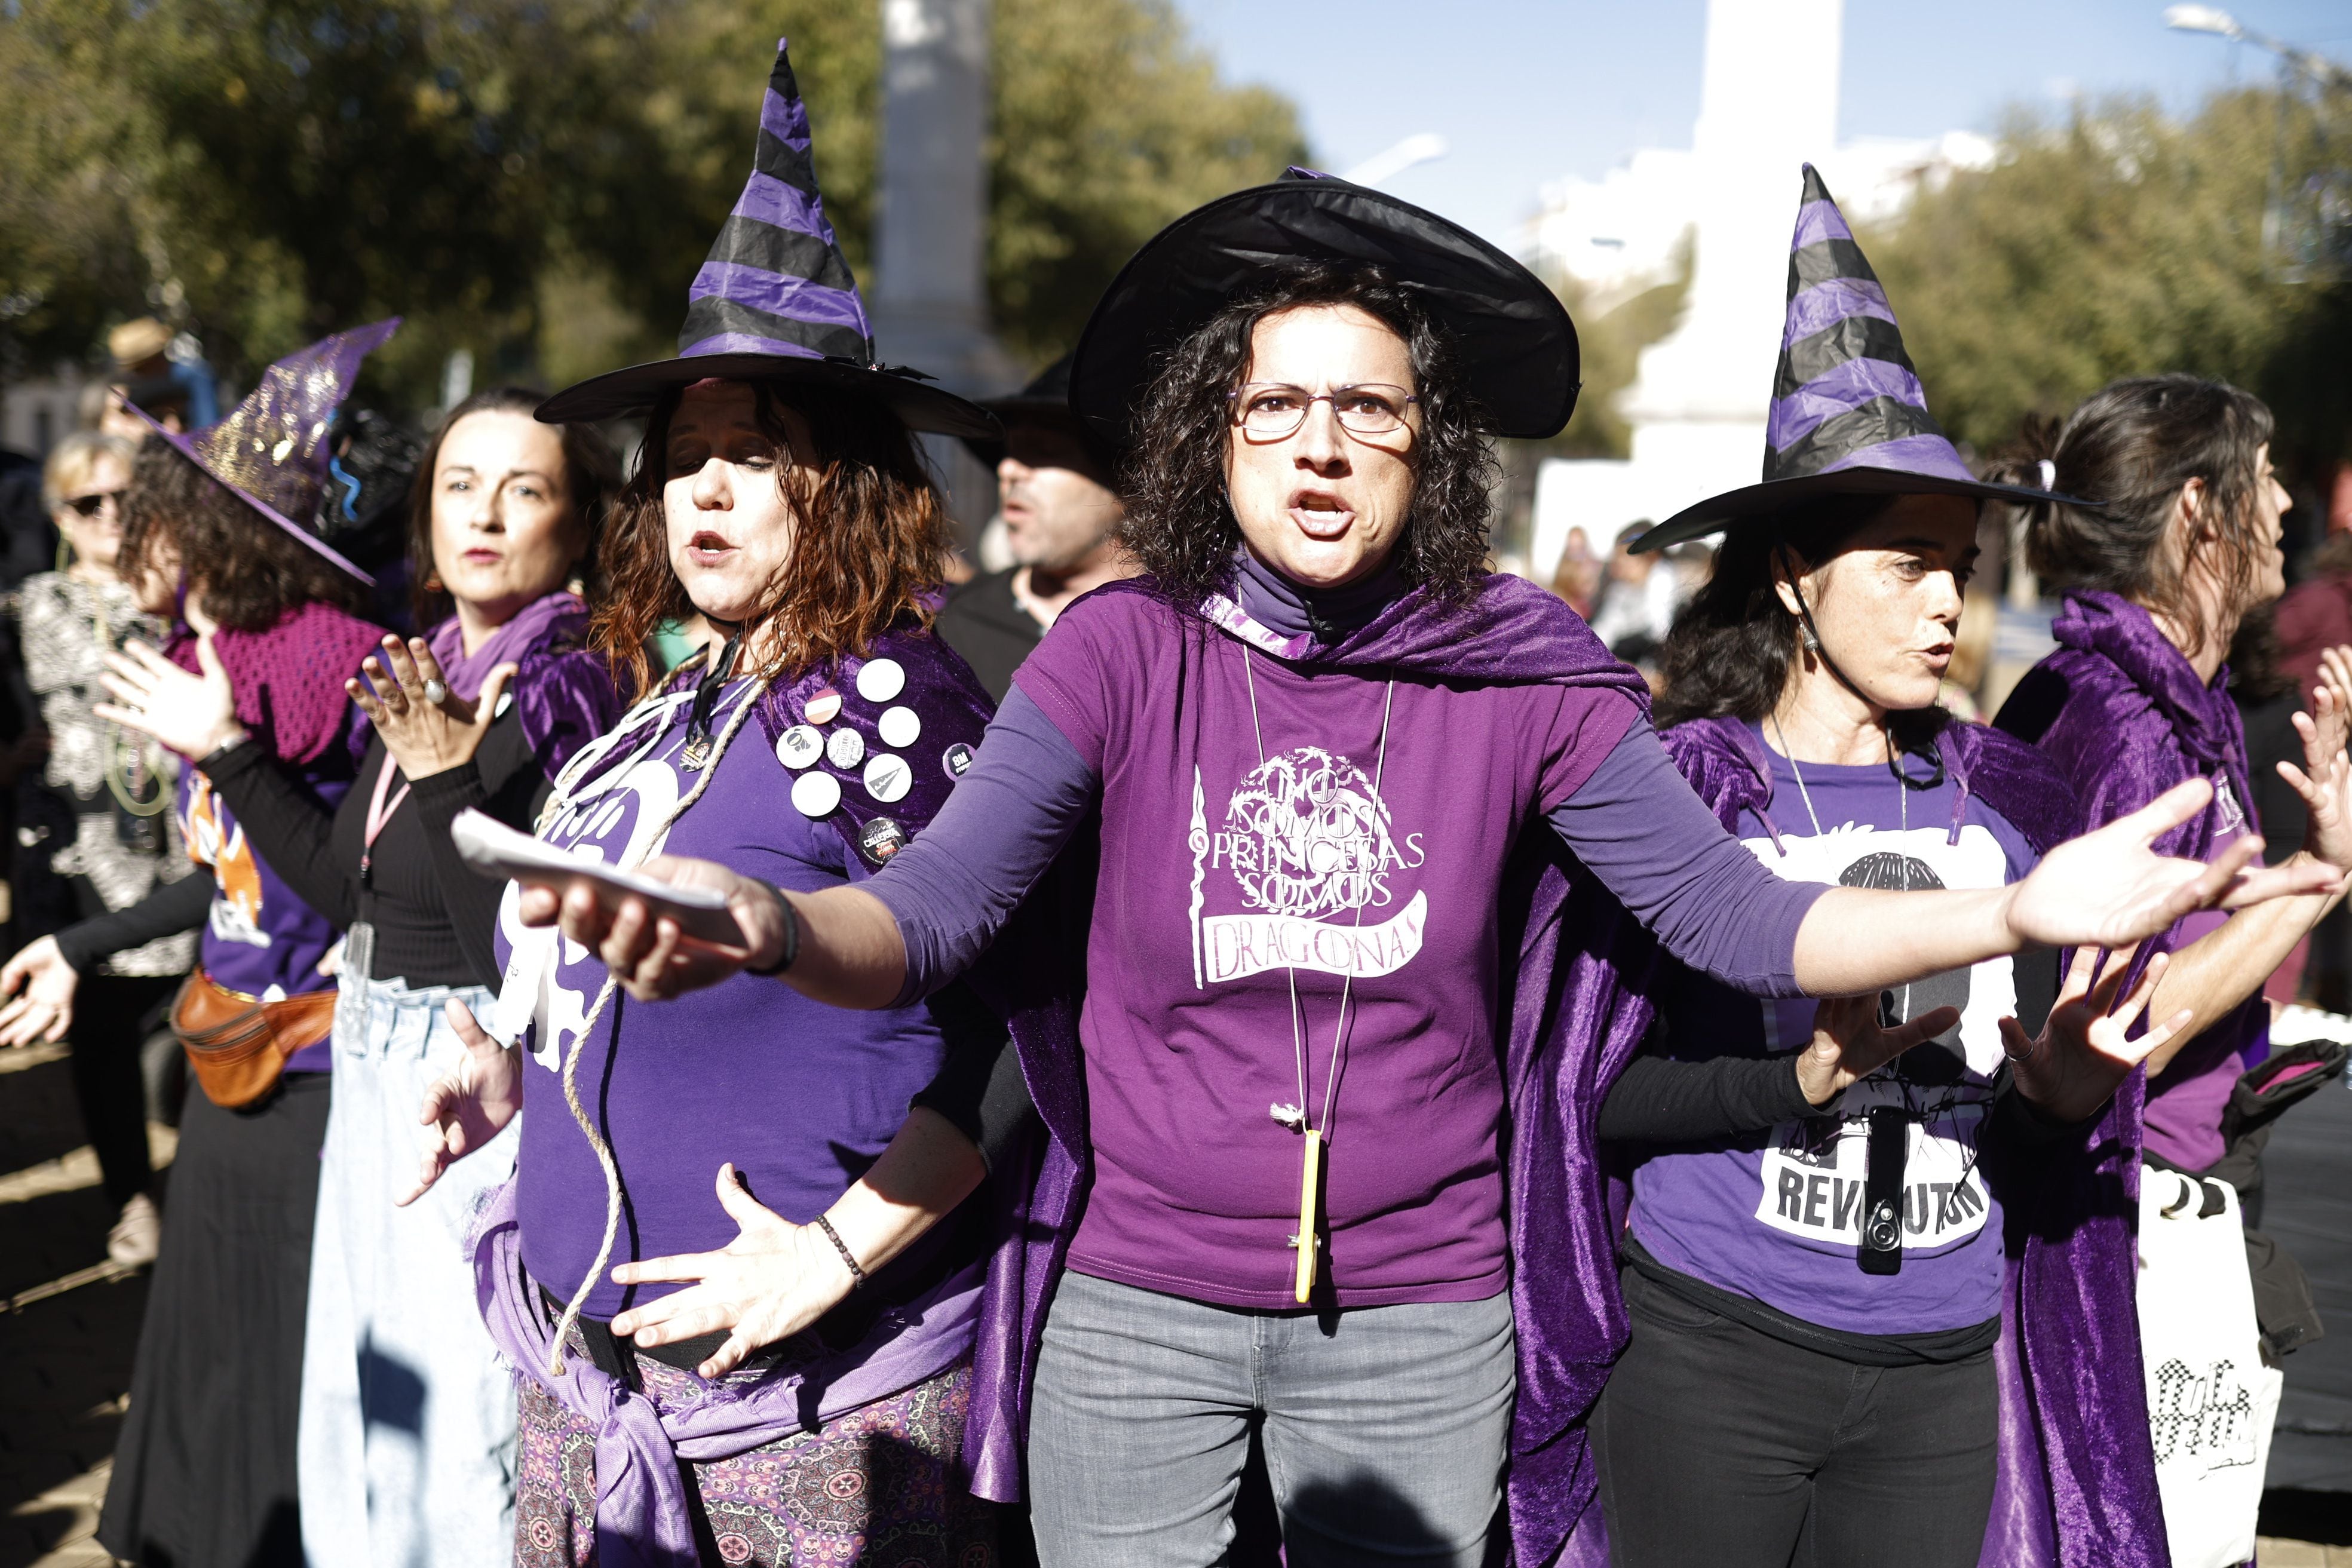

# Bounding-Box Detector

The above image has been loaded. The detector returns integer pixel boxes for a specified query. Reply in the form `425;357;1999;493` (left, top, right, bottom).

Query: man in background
937;355;1134;700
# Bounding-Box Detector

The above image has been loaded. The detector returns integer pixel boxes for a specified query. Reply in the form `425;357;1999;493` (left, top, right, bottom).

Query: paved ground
0;1036;2341;1567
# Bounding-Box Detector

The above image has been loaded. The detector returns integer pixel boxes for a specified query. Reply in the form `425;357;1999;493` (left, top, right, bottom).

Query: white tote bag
2136;1165;2284;1568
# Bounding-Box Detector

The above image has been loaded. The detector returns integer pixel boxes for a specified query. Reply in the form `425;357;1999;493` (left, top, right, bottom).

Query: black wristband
743;880;800;977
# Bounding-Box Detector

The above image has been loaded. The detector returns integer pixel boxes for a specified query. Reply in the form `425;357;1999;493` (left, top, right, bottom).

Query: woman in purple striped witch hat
1574;165;2341;1567
507;156;2334;1567
398;38;1008;1568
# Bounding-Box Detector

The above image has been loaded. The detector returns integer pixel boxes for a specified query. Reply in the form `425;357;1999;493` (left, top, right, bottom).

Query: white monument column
871;0;1017;395
1618;0;1844;515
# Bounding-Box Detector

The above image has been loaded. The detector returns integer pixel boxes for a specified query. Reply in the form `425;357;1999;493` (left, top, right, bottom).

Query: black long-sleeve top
199;711;553;990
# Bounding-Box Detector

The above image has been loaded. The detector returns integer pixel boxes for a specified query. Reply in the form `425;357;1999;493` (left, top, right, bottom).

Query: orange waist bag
169;969;336;1109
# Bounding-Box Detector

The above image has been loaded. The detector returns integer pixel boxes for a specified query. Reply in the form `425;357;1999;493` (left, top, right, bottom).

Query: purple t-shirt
1629;734;2037;1335
1014;588;1640;1309
177;722;362;1072
489;675;959;1319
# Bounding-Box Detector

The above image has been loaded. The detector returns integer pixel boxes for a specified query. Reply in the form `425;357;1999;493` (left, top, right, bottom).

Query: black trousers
69;973;180;1207
1590;1266;1998;1568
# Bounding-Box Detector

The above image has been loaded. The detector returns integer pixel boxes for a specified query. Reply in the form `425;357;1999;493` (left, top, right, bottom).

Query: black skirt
99;1070;329;1567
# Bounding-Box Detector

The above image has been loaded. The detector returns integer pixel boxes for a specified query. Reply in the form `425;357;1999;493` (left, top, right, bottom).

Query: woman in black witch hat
1580;168;2303;1568
524;168;2329;1567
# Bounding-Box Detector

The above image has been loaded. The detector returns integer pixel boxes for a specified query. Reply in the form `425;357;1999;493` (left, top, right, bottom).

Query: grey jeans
1029;1270;1515;1567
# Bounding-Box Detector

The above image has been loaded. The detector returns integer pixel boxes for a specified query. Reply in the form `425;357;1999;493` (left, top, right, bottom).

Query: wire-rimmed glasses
1228;383;1418;440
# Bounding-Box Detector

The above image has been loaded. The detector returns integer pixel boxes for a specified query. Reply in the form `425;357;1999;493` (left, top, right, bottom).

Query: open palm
2000;944;2191;1125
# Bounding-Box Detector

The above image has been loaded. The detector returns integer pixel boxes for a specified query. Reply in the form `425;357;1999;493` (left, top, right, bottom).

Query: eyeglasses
62;489;124;518
1228;383;1418;439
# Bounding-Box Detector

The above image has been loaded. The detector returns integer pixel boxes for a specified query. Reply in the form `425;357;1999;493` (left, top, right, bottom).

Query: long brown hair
407;386;621;626
593;381;953;695
1988;375;2276;658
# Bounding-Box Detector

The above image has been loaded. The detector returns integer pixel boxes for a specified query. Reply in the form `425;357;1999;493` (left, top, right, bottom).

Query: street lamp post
2163;5;2352;91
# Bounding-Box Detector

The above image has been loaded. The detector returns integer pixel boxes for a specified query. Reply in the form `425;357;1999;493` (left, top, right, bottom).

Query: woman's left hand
2000;943;2193;1124
94;636;243;760
349;634;515;781
2282;646;2352;877
608;1162;856;1379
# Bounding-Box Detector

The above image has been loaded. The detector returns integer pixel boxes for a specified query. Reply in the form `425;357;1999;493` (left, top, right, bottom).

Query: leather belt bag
170;968;335;1109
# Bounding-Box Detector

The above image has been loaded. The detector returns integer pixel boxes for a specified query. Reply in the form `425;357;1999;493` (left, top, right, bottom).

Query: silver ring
422;679;448;707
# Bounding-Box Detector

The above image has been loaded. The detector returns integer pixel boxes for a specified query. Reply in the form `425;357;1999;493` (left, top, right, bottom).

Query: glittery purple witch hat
1634;166;2080;550
537;38;994;439
131;318;400;584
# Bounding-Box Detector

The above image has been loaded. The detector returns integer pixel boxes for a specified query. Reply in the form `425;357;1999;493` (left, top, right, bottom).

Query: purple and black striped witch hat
536;39;995;439
1633;165;2076;550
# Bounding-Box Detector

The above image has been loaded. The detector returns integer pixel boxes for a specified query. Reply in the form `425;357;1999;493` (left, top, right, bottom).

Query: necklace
1238;643;1397;1304
87;586;168;823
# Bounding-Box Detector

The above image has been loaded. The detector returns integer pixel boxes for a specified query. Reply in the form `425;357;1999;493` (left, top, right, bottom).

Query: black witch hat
537;40;996;440
957;354;1116;477
1633;167;2081;552
1068;167;1580;447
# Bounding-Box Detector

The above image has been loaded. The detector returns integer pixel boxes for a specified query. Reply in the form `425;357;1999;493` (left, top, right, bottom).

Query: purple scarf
958;572;1660;1567
1655;716;2167;1568
423;590;623;784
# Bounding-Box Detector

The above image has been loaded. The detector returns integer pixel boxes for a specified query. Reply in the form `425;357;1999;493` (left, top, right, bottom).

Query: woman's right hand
399;999;523;1205
1794;995;1960;1106
0;937;81;1047
516;857;792;1002
2282;646;2352;877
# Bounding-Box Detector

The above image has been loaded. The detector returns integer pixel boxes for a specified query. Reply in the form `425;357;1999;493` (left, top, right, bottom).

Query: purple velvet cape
469;619;997;1568
956;572;1676;1567
1655;716;2167;1568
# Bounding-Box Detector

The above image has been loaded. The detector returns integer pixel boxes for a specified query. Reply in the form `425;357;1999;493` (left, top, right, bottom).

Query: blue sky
1169;0;2352;247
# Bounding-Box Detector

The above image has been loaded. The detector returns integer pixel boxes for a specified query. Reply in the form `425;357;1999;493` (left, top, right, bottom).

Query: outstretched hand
349;633;514;781
0;937;80;1047
2000;944;2192;1125
514;857;792;1002
2005;778;2341;953
606;1163;857;1379
94;635;243;761
2281;646;2352;878
399;999;524;1206
1795;995;1960;1106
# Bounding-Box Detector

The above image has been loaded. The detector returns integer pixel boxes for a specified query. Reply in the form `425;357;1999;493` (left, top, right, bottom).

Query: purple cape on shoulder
958;572;1669;1567
1655;716;2166;1568
422;590;625;782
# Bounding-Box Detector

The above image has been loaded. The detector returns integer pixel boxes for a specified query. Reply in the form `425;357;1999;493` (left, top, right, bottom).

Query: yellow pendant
1293;1128;1322;1304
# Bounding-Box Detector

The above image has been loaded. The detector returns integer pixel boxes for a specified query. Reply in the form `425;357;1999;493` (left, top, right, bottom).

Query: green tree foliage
0;0;1303;406
1866;88;2352;472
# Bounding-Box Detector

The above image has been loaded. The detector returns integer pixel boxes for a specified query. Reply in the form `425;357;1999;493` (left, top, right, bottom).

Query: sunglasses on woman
63;489;124;518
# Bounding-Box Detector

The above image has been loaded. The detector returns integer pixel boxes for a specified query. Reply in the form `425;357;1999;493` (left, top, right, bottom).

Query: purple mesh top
870;556;1823;1308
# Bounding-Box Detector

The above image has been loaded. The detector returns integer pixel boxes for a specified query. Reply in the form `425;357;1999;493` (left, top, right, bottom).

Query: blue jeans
298;976;519;1568
1028;1270;1514;1567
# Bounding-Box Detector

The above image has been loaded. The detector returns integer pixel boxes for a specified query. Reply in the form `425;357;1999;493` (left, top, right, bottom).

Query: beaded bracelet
814;1213;866;1290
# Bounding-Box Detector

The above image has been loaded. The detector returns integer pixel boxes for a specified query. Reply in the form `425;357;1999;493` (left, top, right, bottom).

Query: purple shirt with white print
1628;727;2037;1336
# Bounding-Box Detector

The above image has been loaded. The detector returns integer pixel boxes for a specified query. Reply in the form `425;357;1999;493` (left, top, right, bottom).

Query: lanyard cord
1238;645;1396;1142
541;669;771;1377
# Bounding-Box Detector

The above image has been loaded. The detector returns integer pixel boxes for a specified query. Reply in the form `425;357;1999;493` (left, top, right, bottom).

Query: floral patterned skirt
514;1336;997;1568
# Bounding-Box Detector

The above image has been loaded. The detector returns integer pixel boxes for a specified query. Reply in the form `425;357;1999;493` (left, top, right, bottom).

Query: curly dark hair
1986;374;2276;660
1117;260;1499;608
1652;494;1899;729
593;381;954;697
406;386;621;626
119;438;364;631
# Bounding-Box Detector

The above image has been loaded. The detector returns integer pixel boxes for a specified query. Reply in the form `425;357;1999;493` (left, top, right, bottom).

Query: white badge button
791;769;842;818
775;725;823;770
855;658;906;704
878;705;921;748
826;727;866;770
804;687;843;725
864;752;912;803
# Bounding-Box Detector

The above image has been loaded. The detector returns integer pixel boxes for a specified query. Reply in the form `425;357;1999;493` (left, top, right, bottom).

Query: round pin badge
878;704;921;748
790;769;842;818
804;687;843;725
856;815;910;867
942;741;975;780
863;752;912;803
826;727;866;770
774;725;823;770
855;658;906;704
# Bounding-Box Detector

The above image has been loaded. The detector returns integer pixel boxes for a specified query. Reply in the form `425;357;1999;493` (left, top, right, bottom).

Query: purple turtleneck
879;554;1817;1001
